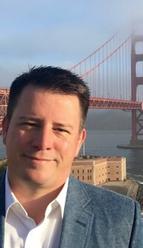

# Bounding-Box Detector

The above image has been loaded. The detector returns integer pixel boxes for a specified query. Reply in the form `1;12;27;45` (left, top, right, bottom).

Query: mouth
22;154;56;162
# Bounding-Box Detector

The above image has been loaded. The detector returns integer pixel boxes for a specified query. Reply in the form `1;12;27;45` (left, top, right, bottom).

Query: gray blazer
0;169;142;248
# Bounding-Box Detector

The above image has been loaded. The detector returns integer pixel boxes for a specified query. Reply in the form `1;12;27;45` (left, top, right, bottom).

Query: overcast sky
0;0;143;86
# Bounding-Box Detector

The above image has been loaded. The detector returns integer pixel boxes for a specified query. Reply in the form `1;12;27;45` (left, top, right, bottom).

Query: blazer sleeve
129;201;143;248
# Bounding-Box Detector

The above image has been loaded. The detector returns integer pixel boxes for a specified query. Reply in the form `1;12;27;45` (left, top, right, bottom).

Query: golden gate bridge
0;33;143;147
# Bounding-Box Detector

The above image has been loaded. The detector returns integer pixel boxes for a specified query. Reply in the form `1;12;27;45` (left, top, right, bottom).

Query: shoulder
69;176;140;215
0;166;6;185
67;177;142;247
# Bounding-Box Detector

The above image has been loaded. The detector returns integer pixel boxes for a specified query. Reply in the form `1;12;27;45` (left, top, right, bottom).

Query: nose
32;126;54;150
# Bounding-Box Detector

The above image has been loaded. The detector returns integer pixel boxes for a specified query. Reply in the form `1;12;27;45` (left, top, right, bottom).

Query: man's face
3;85;86;191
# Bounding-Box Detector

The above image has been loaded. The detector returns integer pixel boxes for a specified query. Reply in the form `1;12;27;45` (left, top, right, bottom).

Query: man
0;66;142;247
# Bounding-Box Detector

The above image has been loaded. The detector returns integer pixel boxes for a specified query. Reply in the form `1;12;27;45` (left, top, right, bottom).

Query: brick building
71;156;126;185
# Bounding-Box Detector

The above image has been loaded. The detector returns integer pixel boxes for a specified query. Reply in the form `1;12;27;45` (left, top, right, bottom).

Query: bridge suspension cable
70;33;132;100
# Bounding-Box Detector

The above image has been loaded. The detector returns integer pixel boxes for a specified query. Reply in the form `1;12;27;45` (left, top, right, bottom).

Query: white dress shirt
4;172;69;248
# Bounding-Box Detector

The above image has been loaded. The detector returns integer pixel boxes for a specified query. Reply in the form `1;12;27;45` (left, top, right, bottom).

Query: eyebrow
18;116;42;122
53;123;73;130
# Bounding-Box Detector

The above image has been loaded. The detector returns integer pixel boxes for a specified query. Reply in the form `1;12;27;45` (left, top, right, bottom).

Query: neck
21;187;63;224
9;179;64;224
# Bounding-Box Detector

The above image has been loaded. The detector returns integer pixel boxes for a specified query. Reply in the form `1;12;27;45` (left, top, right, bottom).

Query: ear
2;116;9;145
75;128;87;157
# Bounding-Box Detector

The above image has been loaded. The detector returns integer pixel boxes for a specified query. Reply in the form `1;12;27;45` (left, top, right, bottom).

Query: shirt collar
5;169;69;218
5;169;16;212
54;177;69;218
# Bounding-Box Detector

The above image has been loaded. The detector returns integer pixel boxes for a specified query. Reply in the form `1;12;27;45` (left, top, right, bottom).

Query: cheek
57;140;69;152
6;129;29;148
57;138;80;158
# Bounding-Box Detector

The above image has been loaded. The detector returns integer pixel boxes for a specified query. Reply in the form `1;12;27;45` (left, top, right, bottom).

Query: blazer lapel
0;169;6;248
60;177;94;248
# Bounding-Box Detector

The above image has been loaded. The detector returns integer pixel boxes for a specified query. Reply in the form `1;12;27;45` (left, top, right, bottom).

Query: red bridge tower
131;35;143;145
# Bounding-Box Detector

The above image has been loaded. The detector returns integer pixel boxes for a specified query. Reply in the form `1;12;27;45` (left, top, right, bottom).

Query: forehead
15;85;82;118
17;85;79;103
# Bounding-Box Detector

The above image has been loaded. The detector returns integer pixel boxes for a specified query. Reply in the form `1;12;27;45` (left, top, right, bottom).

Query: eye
53;127;70;134
19;121;39;129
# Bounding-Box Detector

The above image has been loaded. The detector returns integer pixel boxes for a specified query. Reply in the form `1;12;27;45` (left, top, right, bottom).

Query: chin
23;171;49;185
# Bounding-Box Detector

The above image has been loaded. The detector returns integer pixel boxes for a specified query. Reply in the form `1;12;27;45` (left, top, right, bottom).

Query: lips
22;154;56;162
